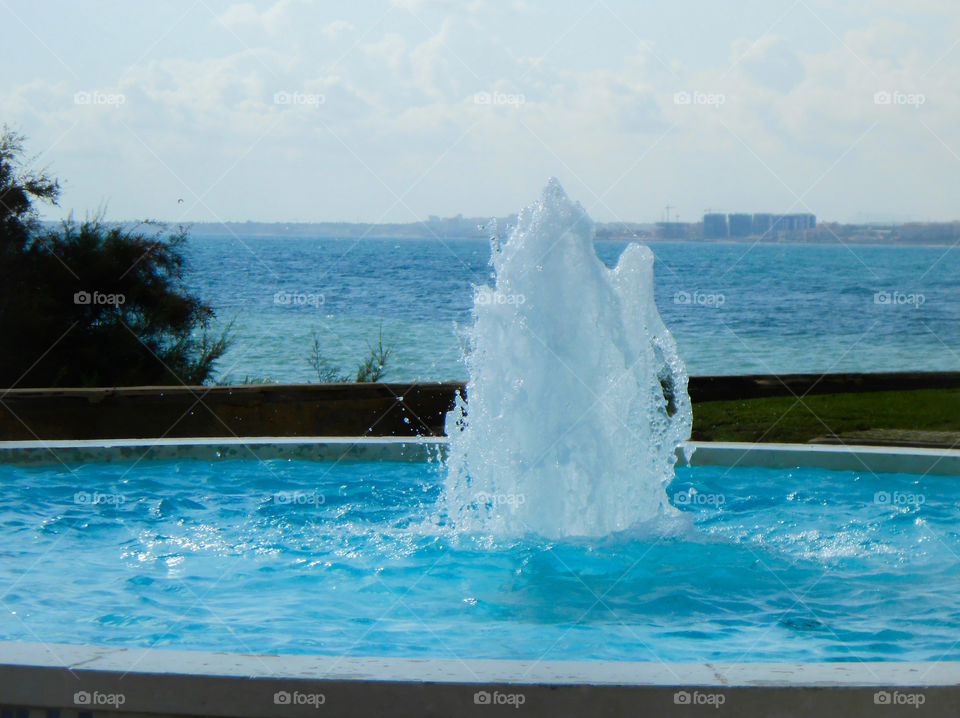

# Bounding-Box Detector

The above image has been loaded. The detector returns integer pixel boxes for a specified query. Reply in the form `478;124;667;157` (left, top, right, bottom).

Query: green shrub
0;127;230;387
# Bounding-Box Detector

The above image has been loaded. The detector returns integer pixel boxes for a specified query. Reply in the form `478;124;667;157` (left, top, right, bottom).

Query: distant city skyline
3;1;960;224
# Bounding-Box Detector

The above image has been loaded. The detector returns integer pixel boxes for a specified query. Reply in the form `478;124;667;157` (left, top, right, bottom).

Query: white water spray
444;179;692;538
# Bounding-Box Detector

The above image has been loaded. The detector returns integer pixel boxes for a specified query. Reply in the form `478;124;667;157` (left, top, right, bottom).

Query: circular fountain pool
0;455;955;663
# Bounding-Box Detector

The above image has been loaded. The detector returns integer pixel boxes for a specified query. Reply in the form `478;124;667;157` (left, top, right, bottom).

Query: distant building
770;214;789;232
752;213;774;235
703;212;817;238
772;213;816;232
703;213;728;239
655;221;693;239
728;214;752;238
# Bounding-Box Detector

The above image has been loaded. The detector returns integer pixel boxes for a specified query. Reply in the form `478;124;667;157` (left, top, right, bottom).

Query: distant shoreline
182;234;959;248
41;219;960;247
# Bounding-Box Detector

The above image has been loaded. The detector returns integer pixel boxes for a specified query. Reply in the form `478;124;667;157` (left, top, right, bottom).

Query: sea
183;236;960;383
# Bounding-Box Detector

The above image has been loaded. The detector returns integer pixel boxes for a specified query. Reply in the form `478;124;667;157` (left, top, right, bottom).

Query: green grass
692;388;960;443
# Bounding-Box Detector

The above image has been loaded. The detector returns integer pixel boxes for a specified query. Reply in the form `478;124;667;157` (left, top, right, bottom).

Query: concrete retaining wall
1;372;958;441
0;383;455;440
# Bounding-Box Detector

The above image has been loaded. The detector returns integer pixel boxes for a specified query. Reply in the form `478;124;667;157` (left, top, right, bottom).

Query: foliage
0;126;60;256
308;331;350;382
308;325;392;383
354;324;392;383
0;126;230;387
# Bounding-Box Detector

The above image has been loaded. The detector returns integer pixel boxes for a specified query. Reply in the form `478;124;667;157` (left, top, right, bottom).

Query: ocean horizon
183;236;960;384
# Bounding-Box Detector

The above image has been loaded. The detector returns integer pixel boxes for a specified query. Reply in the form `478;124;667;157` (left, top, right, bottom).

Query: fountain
444;179;692;537
2;181;960;715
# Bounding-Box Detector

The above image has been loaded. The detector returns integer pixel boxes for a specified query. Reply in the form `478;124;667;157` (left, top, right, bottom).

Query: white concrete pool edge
0;640;956;718
0;435;445;464
2;436;960;474
682;440;960;475
3;639;958;685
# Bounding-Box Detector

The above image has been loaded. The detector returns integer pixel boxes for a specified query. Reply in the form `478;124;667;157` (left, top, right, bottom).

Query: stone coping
0;641;954;717
682;441;960;475
0;639;956;685
0;436;443;465
2;437;960;475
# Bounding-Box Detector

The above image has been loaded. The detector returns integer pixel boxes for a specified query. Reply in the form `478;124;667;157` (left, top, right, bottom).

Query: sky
1;0;958;224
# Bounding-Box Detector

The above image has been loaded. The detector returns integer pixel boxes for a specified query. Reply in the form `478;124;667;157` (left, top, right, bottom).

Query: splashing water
444;179;692;538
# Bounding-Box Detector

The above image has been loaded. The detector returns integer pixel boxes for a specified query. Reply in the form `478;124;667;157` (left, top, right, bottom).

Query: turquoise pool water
0;458;954;662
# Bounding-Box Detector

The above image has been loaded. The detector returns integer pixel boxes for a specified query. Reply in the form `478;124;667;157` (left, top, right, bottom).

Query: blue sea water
0;458;955;662
183;237;960;382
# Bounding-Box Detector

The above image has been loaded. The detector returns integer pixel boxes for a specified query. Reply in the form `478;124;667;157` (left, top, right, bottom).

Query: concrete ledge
0;641;954;718
0;382;457;441
3;437;960;476
810;429;960;449
3;372;959;441
0;436;443;465
683;441;960;475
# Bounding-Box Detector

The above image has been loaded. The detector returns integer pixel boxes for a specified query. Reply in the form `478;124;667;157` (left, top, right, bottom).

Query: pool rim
1;436;959;475
0;640;954;717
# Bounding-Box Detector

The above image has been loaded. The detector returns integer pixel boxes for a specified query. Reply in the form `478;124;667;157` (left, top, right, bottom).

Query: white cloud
5;1;960;222
321;20;356;40
390;0;485;12
363;33;408;74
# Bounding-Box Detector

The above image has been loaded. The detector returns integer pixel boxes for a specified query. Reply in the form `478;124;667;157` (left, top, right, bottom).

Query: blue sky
1;0;957;223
